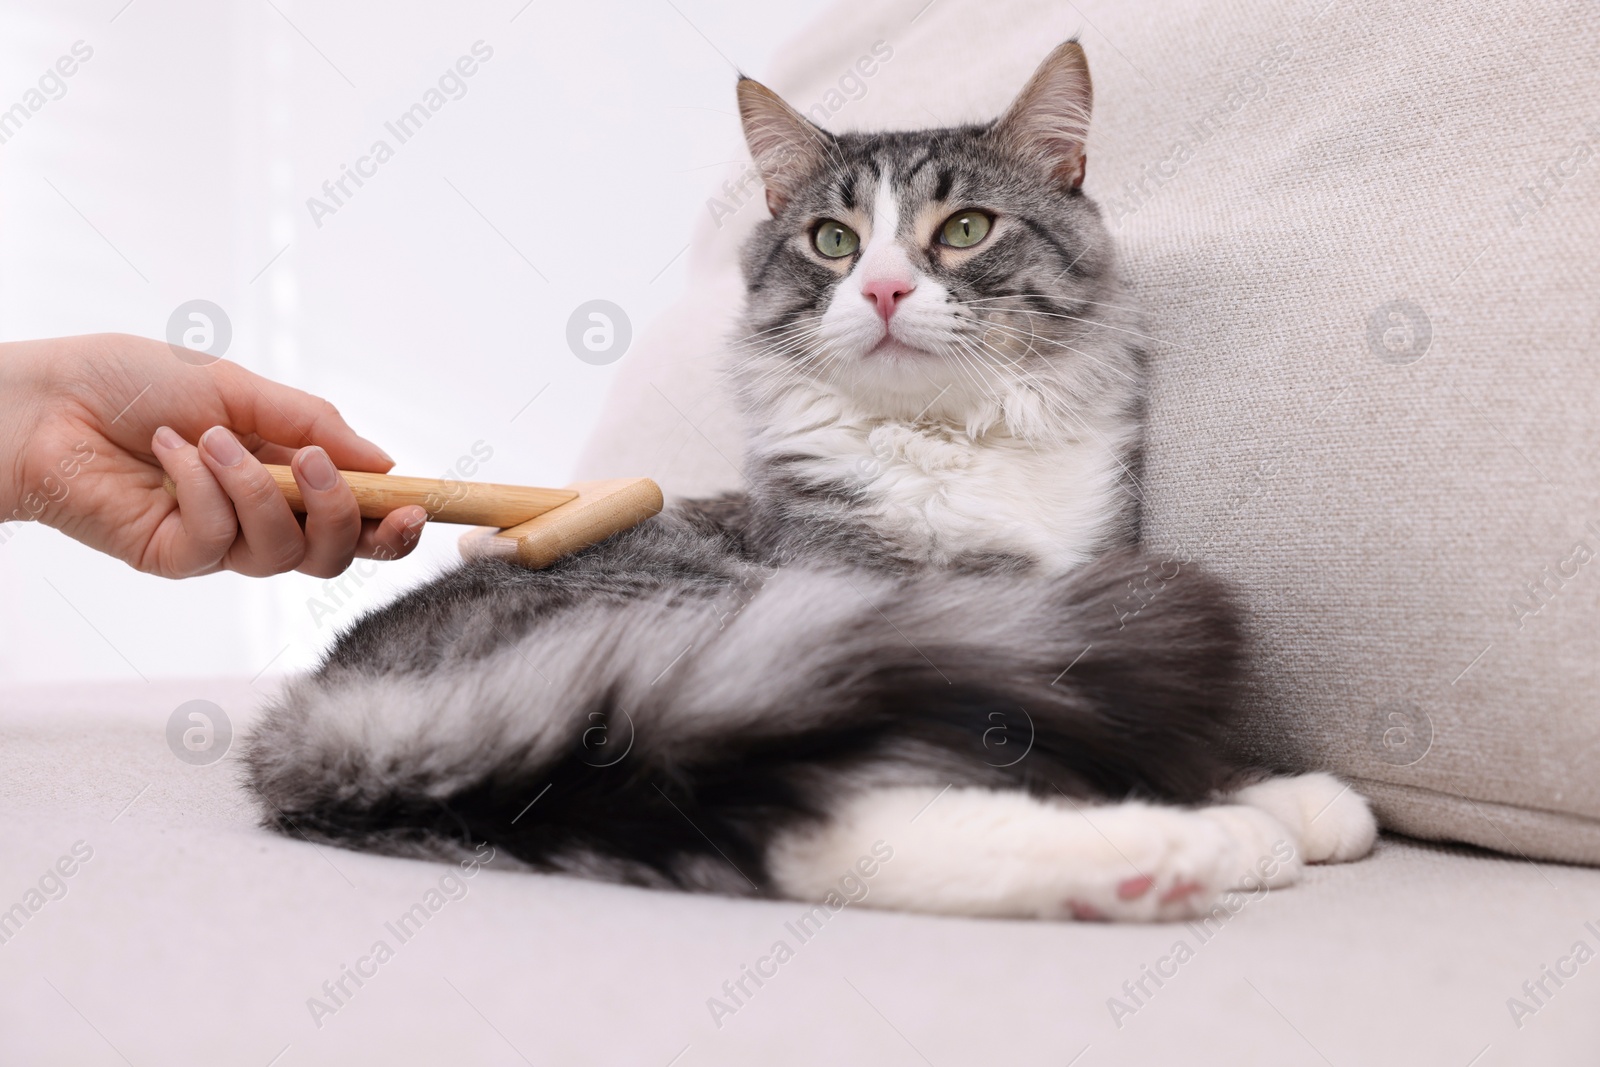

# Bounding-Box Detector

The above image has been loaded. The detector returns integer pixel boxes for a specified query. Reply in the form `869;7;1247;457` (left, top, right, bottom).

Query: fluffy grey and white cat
246;41;1375;921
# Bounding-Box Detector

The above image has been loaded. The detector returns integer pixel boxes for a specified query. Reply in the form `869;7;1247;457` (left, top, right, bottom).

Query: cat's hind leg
766;786;1303;922
1229;772;1377;864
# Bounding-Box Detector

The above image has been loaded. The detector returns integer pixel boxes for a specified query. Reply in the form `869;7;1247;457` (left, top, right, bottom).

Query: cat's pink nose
861;278;915;321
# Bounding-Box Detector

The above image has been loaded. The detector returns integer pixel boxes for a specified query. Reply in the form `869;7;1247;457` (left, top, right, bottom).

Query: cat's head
733;41;1138;437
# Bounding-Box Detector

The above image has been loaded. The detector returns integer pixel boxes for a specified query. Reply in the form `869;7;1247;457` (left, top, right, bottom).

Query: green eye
940;210;992;248
813;220;859;258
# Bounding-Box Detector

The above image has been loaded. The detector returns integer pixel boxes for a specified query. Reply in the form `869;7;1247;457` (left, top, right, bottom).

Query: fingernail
153;426;185;451
375;446;396;467
299;447;339;492
201;426;244;467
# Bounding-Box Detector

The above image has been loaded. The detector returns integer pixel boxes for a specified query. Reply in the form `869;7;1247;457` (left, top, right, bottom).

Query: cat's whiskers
946;339;1030;436
972;325;1157;509
738;330;824;361
952;331;1063;409
939;334;1068;452
953;319;1105;412
733;316;827;350
964;301;1187;351
921;330;1004;409
965;314;1141;386
734;314;826;353
742;327;827;369
741;355;825;404
736;352;821;402
738;327;842;403
962;330;1152;501
959;333;1114;451
1029;293;1153;320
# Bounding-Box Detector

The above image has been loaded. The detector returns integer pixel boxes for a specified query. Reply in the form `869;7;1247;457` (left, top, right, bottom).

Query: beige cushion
575;0;1600;863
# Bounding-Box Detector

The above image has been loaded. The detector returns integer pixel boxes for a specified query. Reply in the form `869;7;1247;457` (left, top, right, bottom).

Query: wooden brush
162;465;663;570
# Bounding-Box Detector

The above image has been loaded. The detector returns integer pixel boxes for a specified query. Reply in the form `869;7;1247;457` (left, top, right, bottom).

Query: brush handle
162;464;577;528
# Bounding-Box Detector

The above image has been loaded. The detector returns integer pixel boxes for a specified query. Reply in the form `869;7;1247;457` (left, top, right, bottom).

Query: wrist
0;340;53;523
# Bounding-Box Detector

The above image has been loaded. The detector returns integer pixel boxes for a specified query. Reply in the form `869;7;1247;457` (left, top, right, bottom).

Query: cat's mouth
866;336;931;361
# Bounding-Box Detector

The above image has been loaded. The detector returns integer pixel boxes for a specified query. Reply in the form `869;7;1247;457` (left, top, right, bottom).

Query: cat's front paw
1232;772;1377;864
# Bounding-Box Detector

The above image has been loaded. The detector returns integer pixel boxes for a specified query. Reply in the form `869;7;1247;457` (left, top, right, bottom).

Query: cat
245;40;1375;922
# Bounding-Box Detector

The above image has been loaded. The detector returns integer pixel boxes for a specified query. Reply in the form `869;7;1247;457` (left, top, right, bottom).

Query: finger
210;362;396;473
293;446;364;579
356;505;428;561
250;441;299;465
144;426;238;577
198;425;307;577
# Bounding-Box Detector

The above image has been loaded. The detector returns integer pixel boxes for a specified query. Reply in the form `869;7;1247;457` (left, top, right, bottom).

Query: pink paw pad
1159;880;1203;905
1067;900;1107;921
1117;876;1153;900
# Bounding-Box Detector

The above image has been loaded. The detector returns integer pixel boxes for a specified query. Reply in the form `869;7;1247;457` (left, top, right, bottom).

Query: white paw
1201;805;1303;890
1054;804;1297;923
1232;772;1377;864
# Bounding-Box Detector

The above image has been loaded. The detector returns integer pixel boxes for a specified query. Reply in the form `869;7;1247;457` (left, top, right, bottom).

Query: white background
0;0;831;685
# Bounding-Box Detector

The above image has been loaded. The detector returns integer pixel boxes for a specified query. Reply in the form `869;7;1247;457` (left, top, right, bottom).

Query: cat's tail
244;547;1242;895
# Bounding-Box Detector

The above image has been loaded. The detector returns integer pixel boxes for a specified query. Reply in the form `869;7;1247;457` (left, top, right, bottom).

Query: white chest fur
760;408;1134;572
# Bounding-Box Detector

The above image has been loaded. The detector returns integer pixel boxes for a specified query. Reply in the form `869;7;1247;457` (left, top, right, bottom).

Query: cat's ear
990;40;1093;191
737;78;835;217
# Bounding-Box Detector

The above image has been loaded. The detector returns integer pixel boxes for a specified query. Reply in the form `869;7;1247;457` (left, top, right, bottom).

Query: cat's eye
813;220;860;258
940;210;992;248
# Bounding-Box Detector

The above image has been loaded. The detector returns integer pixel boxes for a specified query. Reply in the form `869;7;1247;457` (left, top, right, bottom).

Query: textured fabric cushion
4;680;1600;1064
575;0;1600;864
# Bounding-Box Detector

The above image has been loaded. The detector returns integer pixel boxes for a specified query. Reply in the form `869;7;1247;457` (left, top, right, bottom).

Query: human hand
0;333;427;578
